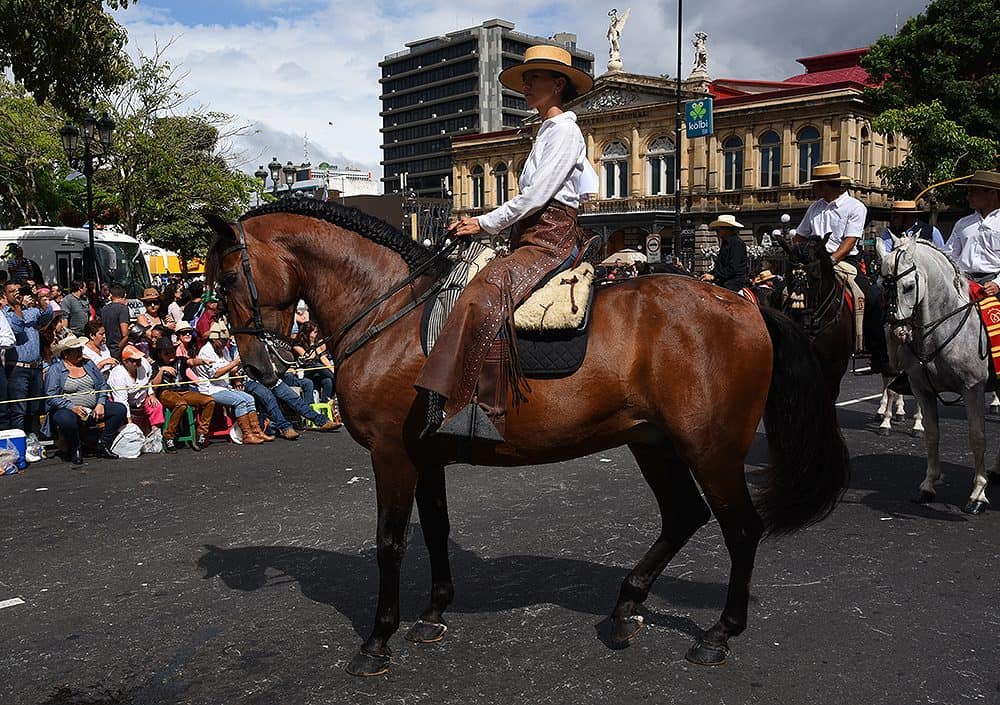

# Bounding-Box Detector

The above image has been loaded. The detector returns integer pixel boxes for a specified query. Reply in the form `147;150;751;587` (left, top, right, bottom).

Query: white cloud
117;1;930;180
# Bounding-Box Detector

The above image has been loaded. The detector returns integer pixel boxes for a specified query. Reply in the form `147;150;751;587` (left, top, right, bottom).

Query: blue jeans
8;365;43;435
0;361;9;431
282;372;314;404
243;379;291;432
271;380;325;425
52;401;128;451
207;388;255;418
304;369;335;402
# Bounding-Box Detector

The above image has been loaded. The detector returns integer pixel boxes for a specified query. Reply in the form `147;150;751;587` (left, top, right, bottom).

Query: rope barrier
0;363;336;406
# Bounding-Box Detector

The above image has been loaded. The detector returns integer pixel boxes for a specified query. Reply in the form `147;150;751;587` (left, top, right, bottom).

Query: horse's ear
204;213;236;243
889;230;904;249
875;234;888;262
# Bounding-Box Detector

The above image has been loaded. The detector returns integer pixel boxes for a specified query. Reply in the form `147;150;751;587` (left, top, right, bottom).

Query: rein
783;260;846;340
221;220;460;372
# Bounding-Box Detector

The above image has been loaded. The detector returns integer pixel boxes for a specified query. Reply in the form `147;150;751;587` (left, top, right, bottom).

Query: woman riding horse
415;45;594;442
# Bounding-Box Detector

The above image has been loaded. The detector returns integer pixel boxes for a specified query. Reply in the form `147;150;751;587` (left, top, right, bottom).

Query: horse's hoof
877;427;891;437
894;414;906;422
685;639;730;666
910;429;924;439
913;490;935;504
610;614;644;644
346;649;391;677
405;619;448;644
962;500;988;515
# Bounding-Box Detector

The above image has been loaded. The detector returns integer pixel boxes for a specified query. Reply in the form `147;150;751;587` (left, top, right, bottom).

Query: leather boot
434;340;506;443
235;413;266;445
247;412;275;442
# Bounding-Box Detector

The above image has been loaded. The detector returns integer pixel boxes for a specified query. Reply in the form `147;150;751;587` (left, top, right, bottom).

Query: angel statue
607;8;630;65
692;32;709;73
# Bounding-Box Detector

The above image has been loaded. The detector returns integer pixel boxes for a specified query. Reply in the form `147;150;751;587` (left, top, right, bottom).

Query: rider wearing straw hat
879;199;945;253
945;170;1000;297
796;163;869;350
416;44;594;441
700;214;750;291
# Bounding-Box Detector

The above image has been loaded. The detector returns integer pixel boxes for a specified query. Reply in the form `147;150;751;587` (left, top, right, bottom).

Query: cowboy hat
708;214;744;230
890;200;925;213
206;321;230;340
498;45;594;97
53;334;89;355
121;345;145;361
173;323;195;336
753;269;779;285
807;163;852;186
140;287;161;302
955;170;1000;190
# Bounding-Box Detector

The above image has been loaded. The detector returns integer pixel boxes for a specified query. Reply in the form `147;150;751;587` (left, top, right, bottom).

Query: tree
861;0;1000;200
0;1;133;116
96;52;254;264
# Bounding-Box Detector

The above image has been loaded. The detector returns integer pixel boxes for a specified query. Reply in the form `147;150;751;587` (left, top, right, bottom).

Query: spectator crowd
0;259;340;469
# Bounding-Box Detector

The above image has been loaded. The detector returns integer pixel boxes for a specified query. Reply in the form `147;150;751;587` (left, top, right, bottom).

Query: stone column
744;125;755;190
782;122;793;187
630;125;642;196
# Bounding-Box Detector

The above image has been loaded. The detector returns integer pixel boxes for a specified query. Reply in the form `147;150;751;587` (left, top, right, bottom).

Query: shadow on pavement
197;535;728;640
845;452;976;521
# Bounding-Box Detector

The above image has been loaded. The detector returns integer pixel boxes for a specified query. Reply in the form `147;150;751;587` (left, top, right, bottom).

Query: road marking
0;597;25;610
836;393;883;407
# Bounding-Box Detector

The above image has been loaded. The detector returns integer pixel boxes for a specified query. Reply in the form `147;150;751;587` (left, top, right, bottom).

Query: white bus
0;226;154;316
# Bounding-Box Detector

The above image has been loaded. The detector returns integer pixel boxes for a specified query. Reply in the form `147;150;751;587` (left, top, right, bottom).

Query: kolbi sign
685;98;714;139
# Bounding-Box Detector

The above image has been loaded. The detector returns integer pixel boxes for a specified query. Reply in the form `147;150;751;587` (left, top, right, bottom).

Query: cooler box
0;429;27;470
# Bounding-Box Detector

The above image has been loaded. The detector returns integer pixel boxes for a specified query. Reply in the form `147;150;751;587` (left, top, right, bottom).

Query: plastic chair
306;402;333;427
163;406;197;445
208;406;234;439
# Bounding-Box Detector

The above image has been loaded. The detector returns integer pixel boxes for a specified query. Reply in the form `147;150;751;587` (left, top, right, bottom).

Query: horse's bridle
222;221;298;368
783;255;847;340
222;220;460;374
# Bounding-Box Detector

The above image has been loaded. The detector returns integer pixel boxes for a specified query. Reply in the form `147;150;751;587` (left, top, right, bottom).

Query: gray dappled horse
876;234;998;514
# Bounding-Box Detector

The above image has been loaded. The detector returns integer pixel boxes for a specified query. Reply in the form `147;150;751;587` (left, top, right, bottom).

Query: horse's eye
221;272;238;289
901;282;915;293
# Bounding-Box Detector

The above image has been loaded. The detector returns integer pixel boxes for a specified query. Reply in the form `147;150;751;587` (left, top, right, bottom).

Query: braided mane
240;198;432;271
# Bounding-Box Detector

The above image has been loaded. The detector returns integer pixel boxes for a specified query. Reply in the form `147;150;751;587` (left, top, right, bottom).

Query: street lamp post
59;111;115;284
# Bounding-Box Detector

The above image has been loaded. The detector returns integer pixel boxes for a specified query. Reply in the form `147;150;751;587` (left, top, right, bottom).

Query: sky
114;0;932;184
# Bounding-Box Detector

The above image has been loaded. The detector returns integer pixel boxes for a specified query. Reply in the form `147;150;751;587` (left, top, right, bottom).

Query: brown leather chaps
415;200;583;417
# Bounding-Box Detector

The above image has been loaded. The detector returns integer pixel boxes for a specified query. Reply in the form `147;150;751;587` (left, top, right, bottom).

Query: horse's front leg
347;454;418;677
911;398;925;437
912;384;942;504
877;386;894;436
405;464;455;644
962;385;989;515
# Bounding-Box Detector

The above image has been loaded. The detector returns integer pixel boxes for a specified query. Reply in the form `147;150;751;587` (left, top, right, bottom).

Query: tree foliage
97;52;254;263
0;1;133;116
861;0;1000;199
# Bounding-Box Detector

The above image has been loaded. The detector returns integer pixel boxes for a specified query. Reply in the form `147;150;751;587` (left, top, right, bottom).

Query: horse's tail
757;306;850;537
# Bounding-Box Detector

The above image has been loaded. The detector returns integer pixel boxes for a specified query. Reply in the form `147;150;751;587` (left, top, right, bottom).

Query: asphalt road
2;372;999;705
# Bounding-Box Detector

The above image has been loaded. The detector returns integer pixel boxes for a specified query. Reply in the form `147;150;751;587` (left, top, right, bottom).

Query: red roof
710;47;875;102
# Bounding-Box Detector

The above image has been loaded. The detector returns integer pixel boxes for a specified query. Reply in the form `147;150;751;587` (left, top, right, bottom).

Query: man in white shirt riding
796;162;869;351
945;170;1000;297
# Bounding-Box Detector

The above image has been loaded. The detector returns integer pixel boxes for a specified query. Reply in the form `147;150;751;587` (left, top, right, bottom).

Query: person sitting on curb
42;335;127;465
150;337;216;453
108;344;164;435
193;321;270;445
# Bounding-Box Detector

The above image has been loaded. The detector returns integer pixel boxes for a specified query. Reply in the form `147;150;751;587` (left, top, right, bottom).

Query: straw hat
173;323;195;336
890;200;924;213
206;321;230;340
807;163;852;186
753;269;779;285
140;287;161;302
498;45;594;97
53;334;89;355
955;170;1000;190
708;214;745;230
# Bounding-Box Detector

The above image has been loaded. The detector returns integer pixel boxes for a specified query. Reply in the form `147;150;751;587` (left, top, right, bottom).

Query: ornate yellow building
451;47;907;266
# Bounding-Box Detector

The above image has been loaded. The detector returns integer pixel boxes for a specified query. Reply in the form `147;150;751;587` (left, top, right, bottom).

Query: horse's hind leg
406;465;454;643
609;444;711;644
685;454;764;666
347;454;418;677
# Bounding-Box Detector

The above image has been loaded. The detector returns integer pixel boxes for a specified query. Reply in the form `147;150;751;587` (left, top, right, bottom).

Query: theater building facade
449;48;907;269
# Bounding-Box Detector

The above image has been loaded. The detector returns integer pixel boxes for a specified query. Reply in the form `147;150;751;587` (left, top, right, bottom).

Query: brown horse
776;235;855;401
205;199;849;677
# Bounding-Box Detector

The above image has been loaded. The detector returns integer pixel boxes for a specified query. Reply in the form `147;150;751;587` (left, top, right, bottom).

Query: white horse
876;234;998;514
876;374;924;437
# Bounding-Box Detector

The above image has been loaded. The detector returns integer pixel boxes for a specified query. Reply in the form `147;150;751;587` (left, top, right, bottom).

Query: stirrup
433;403;505;443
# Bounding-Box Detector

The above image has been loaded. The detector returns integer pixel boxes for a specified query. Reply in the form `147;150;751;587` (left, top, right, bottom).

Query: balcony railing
580;194;677;214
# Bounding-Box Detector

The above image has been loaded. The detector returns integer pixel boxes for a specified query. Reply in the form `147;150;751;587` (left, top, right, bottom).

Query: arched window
759;131;781;188
859;127;871;186
723;136;743;191
493;163;509;205
886;133;896;169
602;141;629;198
471;165;484;208
797;126;822;185
645;136;675;196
